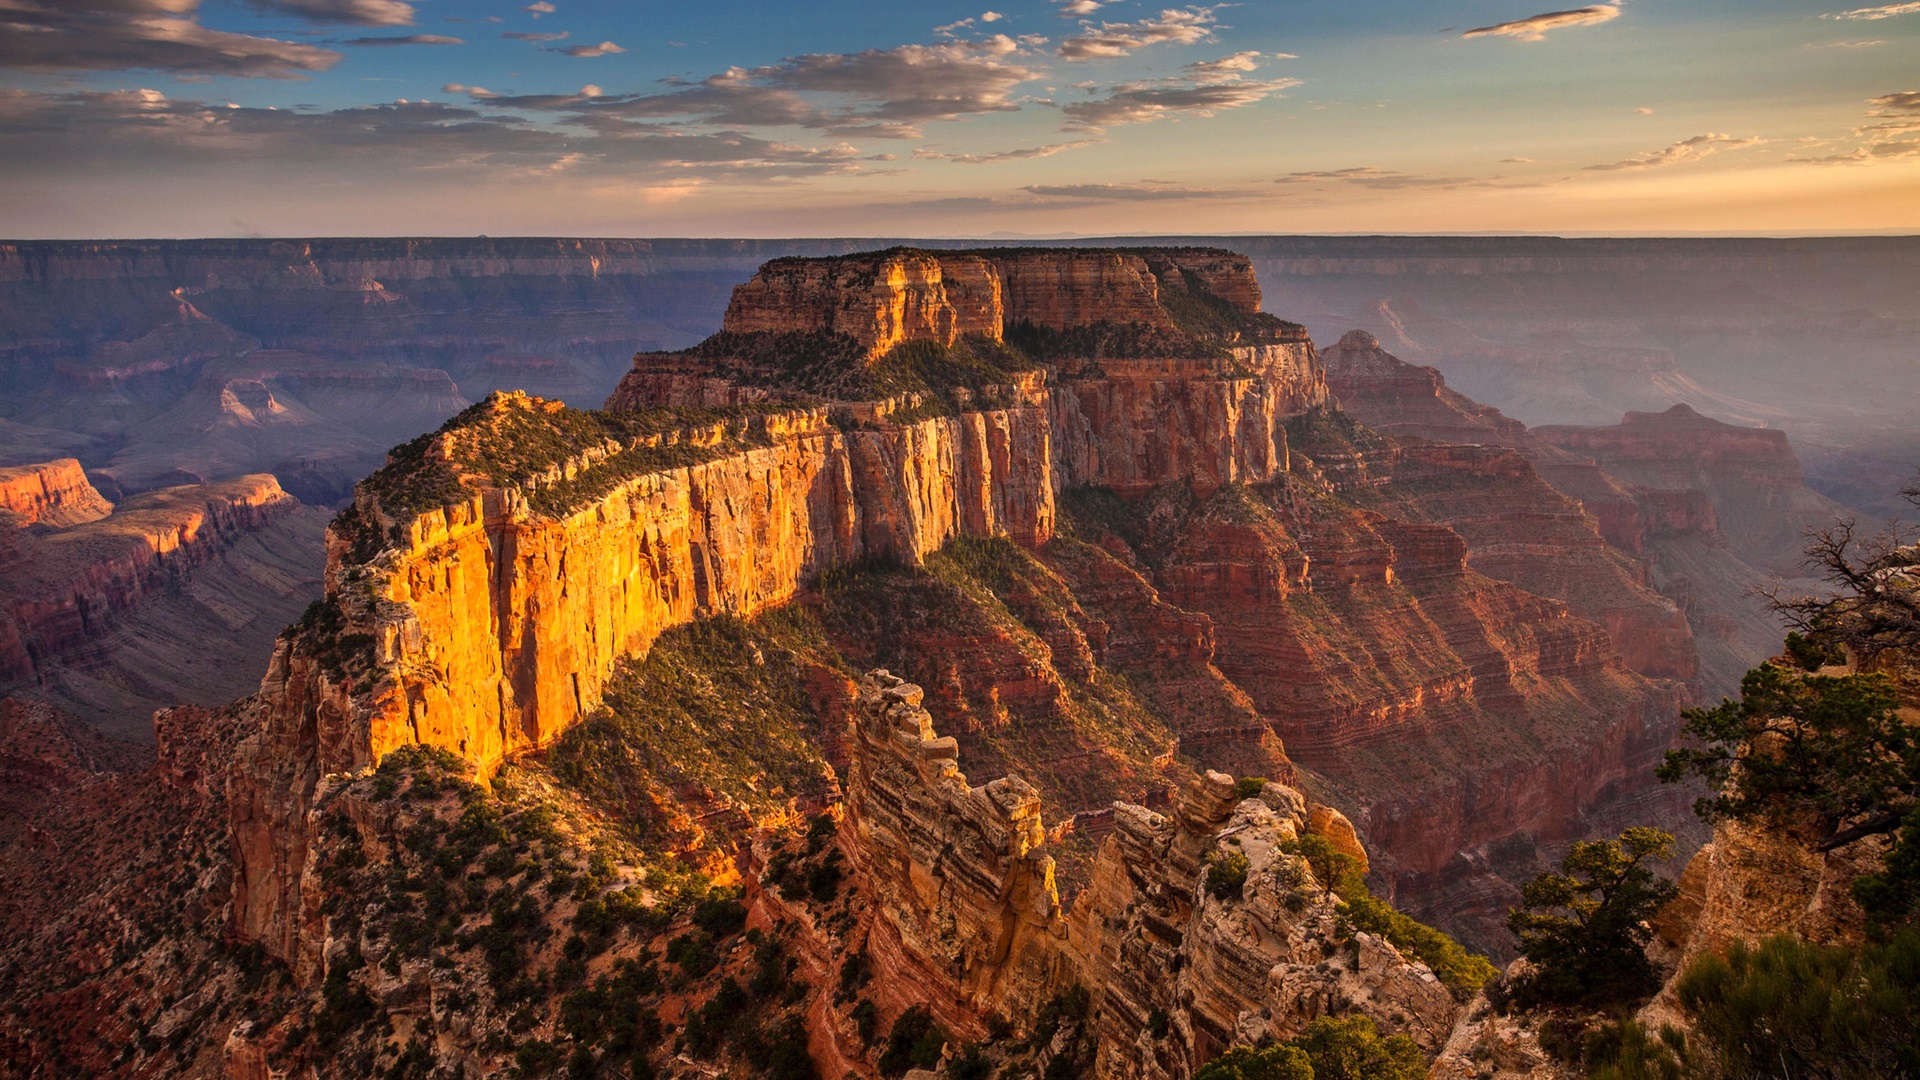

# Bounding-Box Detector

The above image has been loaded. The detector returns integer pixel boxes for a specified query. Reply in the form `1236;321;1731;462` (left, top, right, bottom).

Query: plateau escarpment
0;465;327;733
1323;330;1838;698
234;247;1685;974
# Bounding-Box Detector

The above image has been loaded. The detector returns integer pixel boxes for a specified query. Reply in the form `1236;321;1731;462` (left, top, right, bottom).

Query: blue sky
0;0;1915;236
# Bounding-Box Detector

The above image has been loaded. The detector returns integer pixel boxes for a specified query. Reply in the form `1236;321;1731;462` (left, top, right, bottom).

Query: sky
0;0;1915;237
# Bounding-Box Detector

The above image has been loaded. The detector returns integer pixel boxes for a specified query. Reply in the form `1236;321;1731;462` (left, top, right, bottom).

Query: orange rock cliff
231;246;1688;977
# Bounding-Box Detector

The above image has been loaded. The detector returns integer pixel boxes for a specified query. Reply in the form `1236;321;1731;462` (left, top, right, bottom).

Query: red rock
0;458;113;527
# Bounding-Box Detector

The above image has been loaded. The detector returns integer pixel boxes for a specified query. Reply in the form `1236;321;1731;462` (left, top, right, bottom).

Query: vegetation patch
540;611;840;852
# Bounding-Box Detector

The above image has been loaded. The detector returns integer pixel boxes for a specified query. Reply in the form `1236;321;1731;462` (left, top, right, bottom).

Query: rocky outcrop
717;246;1281;359
0;458;113;527
843;672;1067;1036
1644;814;1885;1020
232;390;1058;964
723;250;1005;356
235;249;1696;970
1323;331;1698;683
0;475;308;690
1533;405;1847;575
842;671;1463;1078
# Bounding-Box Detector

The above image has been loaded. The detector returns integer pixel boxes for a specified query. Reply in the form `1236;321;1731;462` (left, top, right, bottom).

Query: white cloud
1584;132;1763;170
0;86;869;181
524;1;556;14
1055;0;1103;14
1463;5;1620;42
1823;2;1920;19
981;11;1003;21
1635;107;1653;114
1185;51;1262;78
558;41;625;58
1792;92;1920;163
1059;7;1219;60
485;35;1042;140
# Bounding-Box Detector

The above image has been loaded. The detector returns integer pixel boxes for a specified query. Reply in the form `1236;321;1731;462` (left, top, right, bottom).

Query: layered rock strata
233;248;1680;973
232;389;1059;963
1533;405;1849;575
0;458;114;527
1322;330;1840;696
843;671;1462;1078
0;472;310;689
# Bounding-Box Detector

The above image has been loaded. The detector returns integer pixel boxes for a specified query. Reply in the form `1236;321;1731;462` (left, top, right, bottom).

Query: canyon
4;236;1912;514
0;461;327;734
230;247;1692;983
0;240;1905;1079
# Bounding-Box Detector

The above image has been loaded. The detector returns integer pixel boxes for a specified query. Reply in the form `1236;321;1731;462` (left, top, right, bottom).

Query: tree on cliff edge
1507;827;1677;1008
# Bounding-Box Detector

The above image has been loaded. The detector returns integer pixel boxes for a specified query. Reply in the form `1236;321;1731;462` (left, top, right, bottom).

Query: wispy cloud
0;87;870;182
1185;51;1271;78
1054;0;1103;15
555;41;625;57
524;2;556;15
249;0;416;26
1584;132;1762;170
1023;182;1231;200
1059;7;1219;60
913;139;1099;163
474;35;1042;140
1275;167;1510;190
1823;2;1920;19
1811;39;1888;46
504;31;569;42
1463;5;1621;42
1062;76;1296;129
343;34;463;46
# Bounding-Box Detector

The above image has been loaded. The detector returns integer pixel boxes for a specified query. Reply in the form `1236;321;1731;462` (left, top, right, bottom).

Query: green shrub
877;1006;947;1078
1288;1016;1425;1080
1581;1018;1693;1080
1336;881;1496;998
1233;776;1268;800
513;1039;563;1075
1279;832;1353;901
1206;850;1251;902
664;932;718;977
690;891;748;937
1193;1044;1313;1080
1508;828;1677;1008
805;852;845;903
1784;631;1845;671
1675;929;1920;1079
1194;1016;1424;1080
1660;666;1908;832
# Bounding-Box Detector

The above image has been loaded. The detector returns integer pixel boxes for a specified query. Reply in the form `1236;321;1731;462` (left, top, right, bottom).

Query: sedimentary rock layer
842;671;1459;1077
0;474;308;688
0;458;113;527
